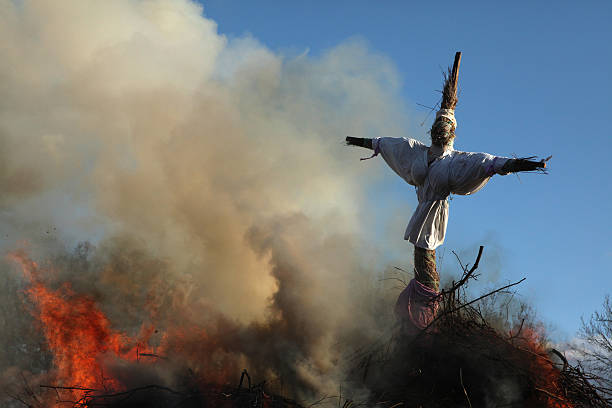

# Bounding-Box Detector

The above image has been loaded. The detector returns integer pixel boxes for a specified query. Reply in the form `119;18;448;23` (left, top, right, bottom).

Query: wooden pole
451;51;462;89
440;51;462;110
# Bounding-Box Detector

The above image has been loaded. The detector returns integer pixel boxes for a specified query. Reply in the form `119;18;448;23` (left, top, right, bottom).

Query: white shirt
373;137;510;250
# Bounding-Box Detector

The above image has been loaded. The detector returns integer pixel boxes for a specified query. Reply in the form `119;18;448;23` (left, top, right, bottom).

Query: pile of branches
348;246;610;408
11;370;302;408
7;246;609;408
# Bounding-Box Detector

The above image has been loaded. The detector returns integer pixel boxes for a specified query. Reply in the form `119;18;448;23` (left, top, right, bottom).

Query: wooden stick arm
501;157;550;173
346;136;373;149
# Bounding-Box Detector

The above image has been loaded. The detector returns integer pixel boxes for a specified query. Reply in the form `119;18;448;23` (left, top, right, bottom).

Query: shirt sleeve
373;137;426;186
449;152;510;195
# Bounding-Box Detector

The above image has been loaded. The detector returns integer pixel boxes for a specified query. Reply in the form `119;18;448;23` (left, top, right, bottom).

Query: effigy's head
430;108;456;147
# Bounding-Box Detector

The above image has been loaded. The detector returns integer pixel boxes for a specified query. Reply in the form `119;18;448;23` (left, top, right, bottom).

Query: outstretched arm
346;136;373;149
449;153;550;196
500;157;548;173
346;136;427;186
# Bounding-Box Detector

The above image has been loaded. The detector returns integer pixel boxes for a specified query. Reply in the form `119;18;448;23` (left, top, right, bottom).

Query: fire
515;325;573;408
8;250;236;405
7;248;586;407
9;251;139;391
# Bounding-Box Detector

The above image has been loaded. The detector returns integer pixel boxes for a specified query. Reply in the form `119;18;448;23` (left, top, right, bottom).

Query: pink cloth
394;278;440;330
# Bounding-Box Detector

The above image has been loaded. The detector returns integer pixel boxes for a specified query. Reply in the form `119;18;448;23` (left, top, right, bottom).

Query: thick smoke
0;0;411;401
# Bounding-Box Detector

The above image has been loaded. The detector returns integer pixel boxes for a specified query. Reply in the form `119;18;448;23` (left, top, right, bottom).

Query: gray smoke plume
0;0;412;403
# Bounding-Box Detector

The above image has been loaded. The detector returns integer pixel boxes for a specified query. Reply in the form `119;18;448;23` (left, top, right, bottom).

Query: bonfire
4;247;610;408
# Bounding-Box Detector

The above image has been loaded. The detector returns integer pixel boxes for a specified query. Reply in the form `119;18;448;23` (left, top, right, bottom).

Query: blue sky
200;0;612;338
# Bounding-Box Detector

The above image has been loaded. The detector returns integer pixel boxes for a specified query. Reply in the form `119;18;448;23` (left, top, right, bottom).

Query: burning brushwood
346;247;609;408
346;52;551;332
6;246;610;408
35;370;303;408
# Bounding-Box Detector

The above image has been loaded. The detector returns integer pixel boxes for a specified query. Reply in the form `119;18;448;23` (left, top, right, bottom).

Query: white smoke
0;0;416;402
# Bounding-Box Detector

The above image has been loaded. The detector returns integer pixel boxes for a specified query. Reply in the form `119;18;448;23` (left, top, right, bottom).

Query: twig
91;384;181;398
138;352;167;360
434;246;484;303
551;348;569;371
424;278;526;332
452;279;526;316
509;318;525;340
308;395;333;407
416;102;436;110
459;368;472;408
20;372;42;407
40;385;98;392
452;251;467;273
515;347;555;366
6;393;32;408
449;246;484;292
534;387;570;403
419;101;440;127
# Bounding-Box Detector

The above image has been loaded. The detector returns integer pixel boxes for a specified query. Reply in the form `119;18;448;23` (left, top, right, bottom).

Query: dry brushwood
8;245;608;408
347;246;610;408
31;370;303;408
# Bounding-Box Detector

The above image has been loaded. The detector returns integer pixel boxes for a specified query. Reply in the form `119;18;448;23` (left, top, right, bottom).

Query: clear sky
200;0;612;338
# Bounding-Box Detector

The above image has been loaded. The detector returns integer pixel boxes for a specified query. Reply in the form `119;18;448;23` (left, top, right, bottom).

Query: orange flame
514;324;573;408
9;251;139;391
9;250;233;403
